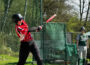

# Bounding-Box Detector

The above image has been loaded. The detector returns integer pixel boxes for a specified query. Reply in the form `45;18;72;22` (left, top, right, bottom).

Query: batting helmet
12;14;23;23
80;26;85;31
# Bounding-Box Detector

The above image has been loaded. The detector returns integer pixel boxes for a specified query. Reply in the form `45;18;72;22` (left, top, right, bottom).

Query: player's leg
78;46;83;65
17;42;29;65
30;42;43;65
83;46;87;65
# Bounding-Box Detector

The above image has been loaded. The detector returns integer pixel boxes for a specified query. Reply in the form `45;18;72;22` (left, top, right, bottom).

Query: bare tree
79;0;82;21
84;1;90;26
70;0;89;21
85;1;90;21
80;0;86;21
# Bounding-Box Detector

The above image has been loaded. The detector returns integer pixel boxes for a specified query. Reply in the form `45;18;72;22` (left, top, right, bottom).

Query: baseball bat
46;14;56;23
41;14;57;27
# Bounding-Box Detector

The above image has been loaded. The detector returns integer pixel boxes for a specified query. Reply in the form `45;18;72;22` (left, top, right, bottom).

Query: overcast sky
66;0;89;18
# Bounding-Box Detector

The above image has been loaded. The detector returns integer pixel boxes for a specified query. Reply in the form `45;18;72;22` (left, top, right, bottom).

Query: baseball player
12;13;43;65
76;26;88;65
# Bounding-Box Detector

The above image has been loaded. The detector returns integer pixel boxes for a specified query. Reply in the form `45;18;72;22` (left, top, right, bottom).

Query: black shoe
78;58;80;65
83;59;87;65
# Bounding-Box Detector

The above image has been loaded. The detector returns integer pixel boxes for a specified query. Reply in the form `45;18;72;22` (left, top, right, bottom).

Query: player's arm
28;26;42;32
86;36;89;48
17;27;27;41
19;33;25;41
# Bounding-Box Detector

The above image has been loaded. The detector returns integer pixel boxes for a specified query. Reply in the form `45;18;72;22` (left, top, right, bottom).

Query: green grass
0;54;74;65
0;54;65;65
0;54;33;65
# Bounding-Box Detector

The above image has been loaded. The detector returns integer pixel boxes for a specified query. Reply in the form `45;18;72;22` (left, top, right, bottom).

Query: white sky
66;0;89;19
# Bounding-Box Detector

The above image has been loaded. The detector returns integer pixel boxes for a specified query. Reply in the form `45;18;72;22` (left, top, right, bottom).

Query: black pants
17;41;43;65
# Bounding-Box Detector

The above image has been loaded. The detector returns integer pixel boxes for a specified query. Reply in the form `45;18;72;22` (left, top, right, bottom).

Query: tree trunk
84;1;90;26
79;0;82;21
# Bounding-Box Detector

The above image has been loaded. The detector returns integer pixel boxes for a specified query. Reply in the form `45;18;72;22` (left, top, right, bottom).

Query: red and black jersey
15;20;33;42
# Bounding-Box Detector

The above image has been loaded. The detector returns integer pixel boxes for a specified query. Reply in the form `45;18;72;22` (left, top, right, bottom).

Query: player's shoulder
84;33;88;38
22;20;27;25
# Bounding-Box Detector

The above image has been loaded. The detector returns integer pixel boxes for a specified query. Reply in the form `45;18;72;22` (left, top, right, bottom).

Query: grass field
0;54;34;65
2;54;90;65
0;54;65;65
